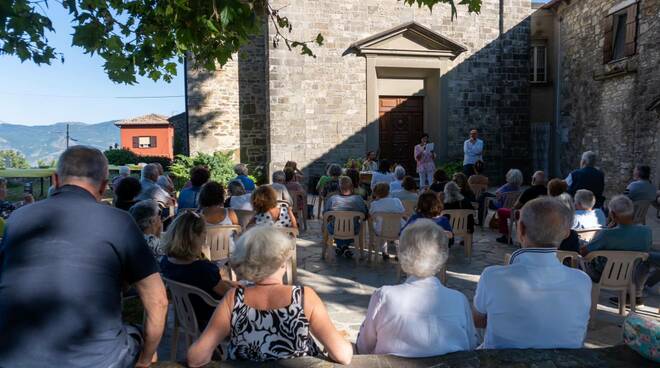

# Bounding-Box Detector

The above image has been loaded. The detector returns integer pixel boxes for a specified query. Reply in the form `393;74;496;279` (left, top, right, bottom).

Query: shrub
439;160;464;177
170;151;237;190
0;150;30;169
103;149;172;170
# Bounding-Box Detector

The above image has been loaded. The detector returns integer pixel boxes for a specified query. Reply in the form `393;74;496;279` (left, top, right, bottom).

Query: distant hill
0;121;120;165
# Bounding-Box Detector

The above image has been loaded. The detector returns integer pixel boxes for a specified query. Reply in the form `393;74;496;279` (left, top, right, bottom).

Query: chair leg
170;316;179;361
589;283;599;328
628;285;636;314
619;290;626;315
465;234;473;261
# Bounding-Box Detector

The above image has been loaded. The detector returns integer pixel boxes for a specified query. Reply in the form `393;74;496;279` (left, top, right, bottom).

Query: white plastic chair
483;190;522;228
203;225;241;280
290;190;308;232
322;211;365;260
633;200;652;225
401;199;416;219
584;251;649;317
556;250;580;268
233;209;255;231
442;209;474;261
163;278;221;361
368;212;404;262
275;227;300;285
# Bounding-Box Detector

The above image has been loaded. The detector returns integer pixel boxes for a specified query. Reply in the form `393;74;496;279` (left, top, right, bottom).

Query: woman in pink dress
414;133;436;189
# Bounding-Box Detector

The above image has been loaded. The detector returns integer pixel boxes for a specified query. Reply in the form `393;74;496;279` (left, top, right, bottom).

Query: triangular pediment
351;21;467;59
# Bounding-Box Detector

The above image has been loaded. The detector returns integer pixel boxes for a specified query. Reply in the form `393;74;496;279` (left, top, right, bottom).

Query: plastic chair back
204;225;241;261
556;250;580;268
585;251;649;290
233;209;255;230
401;200;416;219
469;183;488;199
576;228;600;243
370;212;404;240
501;190;523;209
633;200;652;225
441;209;472;236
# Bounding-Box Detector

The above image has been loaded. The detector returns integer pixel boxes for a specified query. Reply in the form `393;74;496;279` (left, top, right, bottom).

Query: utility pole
66;123;69;149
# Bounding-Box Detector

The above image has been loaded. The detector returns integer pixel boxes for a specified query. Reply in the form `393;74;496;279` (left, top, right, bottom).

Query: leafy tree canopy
0;150;30;169
1;0;481;84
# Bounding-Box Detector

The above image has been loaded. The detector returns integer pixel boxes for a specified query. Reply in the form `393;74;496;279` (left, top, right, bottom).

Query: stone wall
556;0;660;195
188;0;534;181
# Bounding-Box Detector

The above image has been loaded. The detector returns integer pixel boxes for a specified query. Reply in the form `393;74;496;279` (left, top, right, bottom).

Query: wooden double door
378;96;424;175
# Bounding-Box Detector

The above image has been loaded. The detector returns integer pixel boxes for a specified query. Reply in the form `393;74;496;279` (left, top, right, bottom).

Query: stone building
543;0;660;195
186;0;533;180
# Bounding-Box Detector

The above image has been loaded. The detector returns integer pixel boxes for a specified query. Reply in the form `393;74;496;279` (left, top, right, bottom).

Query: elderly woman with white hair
443;181;475;233
389;165;406;193
573;189;606;229
188;226;353;366
478;168;523;224
357;219;477;357
233;163;255;192
129;200;164;257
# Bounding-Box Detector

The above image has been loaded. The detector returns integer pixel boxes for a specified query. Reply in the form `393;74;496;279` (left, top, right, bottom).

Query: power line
0;92;183;99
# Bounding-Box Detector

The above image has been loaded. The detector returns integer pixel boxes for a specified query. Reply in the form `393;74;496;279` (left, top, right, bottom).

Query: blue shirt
178;186;202;210
401;213;453;234
235;175;256;192
586;223;652;253
625;180;657;202
0;185;159;367
463;138;484;165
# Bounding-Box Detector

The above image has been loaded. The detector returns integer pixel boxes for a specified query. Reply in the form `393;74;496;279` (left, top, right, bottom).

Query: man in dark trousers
0;146;168;367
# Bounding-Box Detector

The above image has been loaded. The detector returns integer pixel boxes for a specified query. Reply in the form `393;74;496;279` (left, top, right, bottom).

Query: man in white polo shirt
473;197;592;349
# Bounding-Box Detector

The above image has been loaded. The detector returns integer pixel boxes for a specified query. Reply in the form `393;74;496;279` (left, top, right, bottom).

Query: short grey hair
339;176;353;192
505;169;524;187
328;164;342;177
231;225;294;282
581;151;597;167
394;165;406;180
57;146;109;185
129;200;160;232
234;163;248;176
609;195;634;218
141;163;159;182
519;197;573;248
574;189;596;210
272;170;286;184
227;179;246;195
399;219;449;278
119;165;130;176
443;181;464;203
531;171;546;185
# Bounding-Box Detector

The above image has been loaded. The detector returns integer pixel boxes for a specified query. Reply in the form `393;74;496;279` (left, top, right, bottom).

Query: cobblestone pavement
161;211;660;360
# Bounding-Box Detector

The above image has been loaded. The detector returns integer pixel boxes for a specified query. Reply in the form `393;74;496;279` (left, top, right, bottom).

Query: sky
0;5;185;126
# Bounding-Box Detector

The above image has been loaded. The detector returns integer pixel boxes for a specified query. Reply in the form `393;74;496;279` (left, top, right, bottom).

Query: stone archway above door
351;22;468;163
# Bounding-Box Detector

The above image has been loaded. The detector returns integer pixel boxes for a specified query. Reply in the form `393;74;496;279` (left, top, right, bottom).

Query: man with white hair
324;176;368;258
111;165;131;190
137;163;173;207
566;151;605;208
581;195;652;306
573;189;606;229
474;197;592;349
233;163;255;192
0;146;167;367
270;170;293;206
389;165;406;193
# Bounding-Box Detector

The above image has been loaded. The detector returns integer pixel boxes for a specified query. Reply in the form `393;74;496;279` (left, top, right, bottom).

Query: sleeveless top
253;204;292;227
205;208;234;226
227;286;322;361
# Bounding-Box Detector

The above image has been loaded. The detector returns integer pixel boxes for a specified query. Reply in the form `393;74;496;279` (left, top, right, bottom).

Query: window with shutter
138;136;151;148
132;136;139;148
624;3;638;57
530;45;547;83
150;136;157;148
604;2;638;63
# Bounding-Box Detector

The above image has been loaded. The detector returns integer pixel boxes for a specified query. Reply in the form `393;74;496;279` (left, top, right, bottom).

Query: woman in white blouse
356;219;477;357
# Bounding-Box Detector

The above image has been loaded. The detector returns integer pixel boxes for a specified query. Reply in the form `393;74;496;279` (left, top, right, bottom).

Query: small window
134;136;157;148
603;2;638;63
530;45;547;83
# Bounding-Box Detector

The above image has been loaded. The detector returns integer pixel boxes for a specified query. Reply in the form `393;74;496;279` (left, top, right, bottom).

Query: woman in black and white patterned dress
187;226;352;366
248;185;298;229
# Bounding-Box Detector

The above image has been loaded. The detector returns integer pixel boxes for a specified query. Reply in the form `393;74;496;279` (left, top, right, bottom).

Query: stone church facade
186;0;533;179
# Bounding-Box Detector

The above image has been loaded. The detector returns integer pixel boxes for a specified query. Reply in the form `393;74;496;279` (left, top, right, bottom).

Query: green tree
0;0;481;84
0;150;30;169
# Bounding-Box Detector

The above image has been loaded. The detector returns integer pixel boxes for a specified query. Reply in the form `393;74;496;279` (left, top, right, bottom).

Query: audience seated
250;185;298;228
389;165;406;193
320;164;343;198
324;176;368;258
370;159;394;190
443;182;475;233
187;226;353;366
111;165;130;190
233;163;256;193
624;164;656;202
547;178;568;197
225;179;253;211
478;168;522;223
429;168;450;193
495;171;546;244
452;172;476;202
566;151;605;208
137;163;174;207
474;197;592;349
390;176;419;202
284;160;304;183
369;183;405;259
401;192;453;236
580;195;652;306
178;166;210;210
270;170;293;206
362;151;379;172
346;168;367;199
160;212;238;330
573;189;606;229
154;163;176;197
467;160;488;187
129;200;165;258
316;163;334;194
199;181;240;226
284;167;305;194
0;146;167;367
0;177;16;219
555;193;581;252
357;219;477;357
113;176;142;211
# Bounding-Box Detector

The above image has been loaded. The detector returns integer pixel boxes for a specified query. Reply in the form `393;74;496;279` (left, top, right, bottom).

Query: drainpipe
552;14;562;177
183;55;191;156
